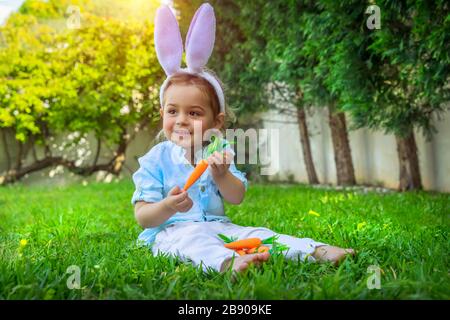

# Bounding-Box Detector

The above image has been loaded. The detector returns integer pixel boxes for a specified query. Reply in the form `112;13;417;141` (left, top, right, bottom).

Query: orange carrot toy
246;247;258;254
218;234;290;255
224;238;262;250
257;246;270;253
183;159;208;191
183;135;230;191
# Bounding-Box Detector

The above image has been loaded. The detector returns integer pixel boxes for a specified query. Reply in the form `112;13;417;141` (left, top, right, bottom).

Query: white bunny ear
154;5;183;76
185;3;216;73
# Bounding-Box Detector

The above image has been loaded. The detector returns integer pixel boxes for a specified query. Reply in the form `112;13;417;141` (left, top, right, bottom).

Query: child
131;4;354;274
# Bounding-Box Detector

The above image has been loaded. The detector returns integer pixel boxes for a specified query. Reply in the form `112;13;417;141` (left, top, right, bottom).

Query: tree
293;0;357;186
0;0;163;184
243;0;320;184
367;0;449;190
326;0;450;190
175;0;320;184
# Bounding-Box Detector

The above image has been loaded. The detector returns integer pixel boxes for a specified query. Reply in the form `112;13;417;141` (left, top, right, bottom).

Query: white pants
151;221;328;272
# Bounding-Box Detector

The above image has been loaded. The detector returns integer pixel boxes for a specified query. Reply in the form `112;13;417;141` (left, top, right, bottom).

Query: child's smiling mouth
173;129;192;139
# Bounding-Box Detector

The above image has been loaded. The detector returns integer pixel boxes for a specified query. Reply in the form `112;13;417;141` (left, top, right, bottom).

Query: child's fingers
208;153;230;174
207;154;219;166
210;162;218;171
168;185;182;196
223;151;232;164
215;151;232;166
213;151;225;164
207;152;219;164
178;194;191;204
208;156;221;170
173;190;188;202
180;202;193;212
179;193;192;204
178;197;193;211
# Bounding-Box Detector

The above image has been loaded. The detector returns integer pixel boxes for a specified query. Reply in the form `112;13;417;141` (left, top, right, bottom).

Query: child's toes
238;263;249;272
258;252;270;261
251;253;270;266
250;254;263;265
345;248;355;256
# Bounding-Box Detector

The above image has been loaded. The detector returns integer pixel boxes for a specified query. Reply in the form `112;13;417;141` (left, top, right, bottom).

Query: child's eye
189;111;201;117
167;109;177;115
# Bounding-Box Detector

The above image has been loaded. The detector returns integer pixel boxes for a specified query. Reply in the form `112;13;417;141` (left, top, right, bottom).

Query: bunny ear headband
155;3;225;113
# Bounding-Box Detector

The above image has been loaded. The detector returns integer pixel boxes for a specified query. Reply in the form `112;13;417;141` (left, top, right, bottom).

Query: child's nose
176;112;189;125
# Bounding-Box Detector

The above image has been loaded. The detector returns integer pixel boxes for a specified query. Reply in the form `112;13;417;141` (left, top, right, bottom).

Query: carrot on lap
224;238;262;250
246;247;257;254
257;246;270;253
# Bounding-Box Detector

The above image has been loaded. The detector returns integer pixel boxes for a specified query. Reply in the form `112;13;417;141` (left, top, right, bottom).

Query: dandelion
18;239;28;258
357;221;367;231
308;210;320;217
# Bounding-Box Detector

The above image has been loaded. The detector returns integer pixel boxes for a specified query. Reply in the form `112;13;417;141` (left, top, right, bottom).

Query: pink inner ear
185;4;202;51
185;3;216;73
154;5;183;76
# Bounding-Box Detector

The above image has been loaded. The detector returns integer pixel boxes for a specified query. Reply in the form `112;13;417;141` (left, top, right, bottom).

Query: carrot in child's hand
224;238;262;250
183;159;209;191
235;249;247;256
182;135;231;191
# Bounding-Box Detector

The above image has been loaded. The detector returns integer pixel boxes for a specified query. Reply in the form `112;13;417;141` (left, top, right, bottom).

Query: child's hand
164;186;193;213
207;151;232;178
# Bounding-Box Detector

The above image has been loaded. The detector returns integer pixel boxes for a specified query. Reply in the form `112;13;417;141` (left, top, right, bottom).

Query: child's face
161;84;224;150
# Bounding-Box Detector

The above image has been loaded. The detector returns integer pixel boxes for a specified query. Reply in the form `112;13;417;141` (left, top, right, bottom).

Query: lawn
0;180;449;299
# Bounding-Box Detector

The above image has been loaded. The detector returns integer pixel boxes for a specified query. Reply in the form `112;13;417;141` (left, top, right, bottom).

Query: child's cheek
163;117;174;130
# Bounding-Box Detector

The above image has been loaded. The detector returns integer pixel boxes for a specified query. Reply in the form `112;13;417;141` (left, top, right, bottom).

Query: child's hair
156;69;236;143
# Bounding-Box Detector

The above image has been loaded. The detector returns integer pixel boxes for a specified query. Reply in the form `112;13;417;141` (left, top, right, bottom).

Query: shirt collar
170;141;206;165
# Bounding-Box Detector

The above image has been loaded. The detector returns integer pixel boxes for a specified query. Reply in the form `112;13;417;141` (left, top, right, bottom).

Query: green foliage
0;181;448;299
0;0;163;146
205;134;231;158
359;0;450;137
184;0;450;137
217;233;237;243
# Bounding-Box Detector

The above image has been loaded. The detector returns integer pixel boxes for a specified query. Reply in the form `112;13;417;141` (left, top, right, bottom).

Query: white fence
1;107;449;192
261;106;450;192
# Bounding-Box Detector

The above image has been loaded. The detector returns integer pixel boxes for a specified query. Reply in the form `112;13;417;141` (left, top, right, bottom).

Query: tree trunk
395;131;422;191
328;106;356;186
296;108;319;184
111;129;128;175
1;128;11;172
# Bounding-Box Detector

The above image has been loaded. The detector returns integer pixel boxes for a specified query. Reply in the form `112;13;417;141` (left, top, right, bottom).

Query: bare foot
220;252;271;273
312;245;355;266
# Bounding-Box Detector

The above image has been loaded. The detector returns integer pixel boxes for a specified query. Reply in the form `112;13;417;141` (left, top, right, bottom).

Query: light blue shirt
131;140;248;245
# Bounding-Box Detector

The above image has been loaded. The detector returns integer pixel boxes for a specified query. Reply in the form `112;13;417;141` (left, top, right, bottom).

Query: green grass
0;180;449;299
